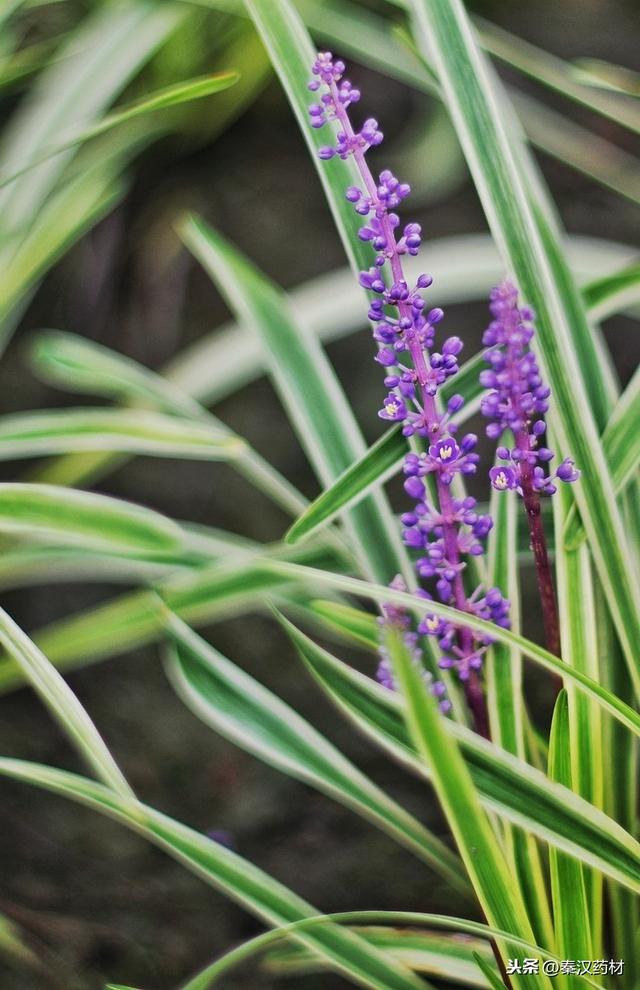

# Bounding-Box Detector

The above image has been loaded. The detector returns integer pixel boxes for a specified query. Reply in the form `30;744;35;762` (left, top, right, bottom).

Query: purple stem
517;432;562;661
494;290;563;667
332;82;490;737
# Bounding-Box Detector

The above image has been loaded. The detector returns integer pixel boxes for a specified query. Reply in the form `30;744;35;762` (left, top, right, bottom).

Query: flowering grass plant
0;0;639;988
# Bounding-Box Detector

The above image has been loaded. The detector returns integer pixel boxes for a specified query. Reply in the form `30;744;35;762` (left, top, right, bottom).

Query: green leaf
0;2;185;339
165;612;468;893
0;607;131;796
243;0;371;275
473;954;506;990
0;910;37;966
600;604;640;980
285;427;405;545
179;910;595;990
582;262;640;322
0;2;183;233
0;34;65;91
570;57;640;97
423;4;640;206
280;615;640;895
0;0;23;31
263;927;493;985
0;544;183;590
486;484;523;758
385;627;544;987
268;563;640;740
564;365;640;548
0;759;431;990
0;520;258;590
181;214;409;585
476;18;640;137
28;331;312;522
510;90;640;208
0;483;182;555
548;692;593;976
309;600;378;650
553;483;604;952
0;544;341;692
0;522;257;591
408;0;640;693
0;408;245;460
0;162;124;330
30;330;204;415
0;71;240;189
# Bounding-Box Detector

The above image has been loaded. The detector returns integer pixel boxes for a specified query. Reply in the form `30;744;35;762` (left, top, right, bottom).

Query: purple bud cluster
309;52;510;693
309;53;381;160
480;281;580;495
418;583;510;683
376;577;451;712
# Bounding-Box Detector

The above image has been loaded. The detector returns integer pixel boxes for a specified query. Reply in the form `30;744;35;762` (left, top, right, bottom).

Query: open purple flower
378;394;407;422
489;465;518;491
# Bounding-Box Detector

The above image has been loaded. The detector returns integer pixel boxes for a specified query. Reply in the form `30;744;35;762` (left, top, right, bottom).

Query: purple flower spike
480;280;578;660
375;576;451;711
309;52;508;735
306;53;466;437
375;656;395;690
480;280;579;497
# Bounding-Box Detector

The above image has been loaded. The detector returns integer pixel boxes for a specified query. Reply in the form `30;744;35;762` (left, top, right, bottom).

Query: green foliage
0;70;240;190
409;0;640;690
0;407;245;460
0;759;431;990
0;1;637;988
165;611;468;891
281;615;640;894
0;483;183;553
181;214;409;584
178;910;600;990
548;692;593;980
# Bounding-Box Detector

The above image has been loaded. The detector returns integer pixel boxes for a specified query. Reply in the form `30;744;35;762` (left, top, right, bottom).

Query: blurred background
0;0;638;986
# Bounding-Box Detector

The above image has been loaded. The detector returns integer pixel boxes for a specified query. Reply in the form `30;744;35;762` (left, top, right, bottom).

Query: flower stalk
519;451;561;658
309;53;510;736
481;281;580;659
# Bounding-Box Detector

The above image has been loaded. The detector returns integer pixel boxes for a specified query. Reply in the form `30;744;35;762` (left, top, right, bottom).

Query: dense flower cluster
481;281;580;496
376;577;450;712
309;53;509;702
